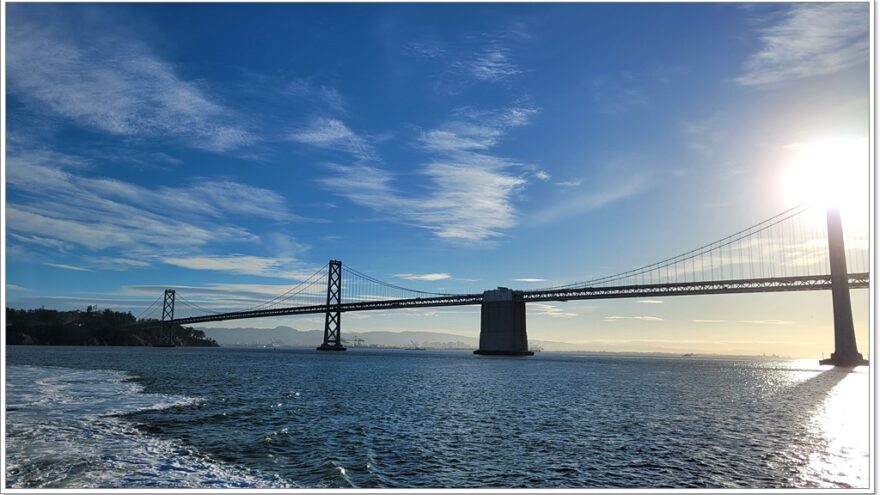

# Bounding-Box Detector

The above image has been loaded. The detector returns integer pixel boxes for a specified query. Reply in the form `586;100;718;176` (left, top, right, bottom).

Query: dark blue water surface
4;346;870;489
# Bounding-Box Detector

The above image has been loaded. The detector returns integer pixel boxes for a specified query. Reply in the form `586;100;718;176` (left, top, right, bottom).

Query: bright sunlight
783;138;870;215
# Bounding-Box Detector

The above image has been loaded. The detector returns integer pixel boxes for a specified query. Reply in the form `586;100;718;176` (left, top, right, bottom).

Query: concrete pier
819;208;867;367
474;288;534;356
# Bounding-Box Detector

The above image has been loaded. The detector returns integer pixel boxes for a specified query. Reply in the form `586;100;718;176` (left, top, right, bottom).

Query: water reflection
769;360;869;488
803;366;869;487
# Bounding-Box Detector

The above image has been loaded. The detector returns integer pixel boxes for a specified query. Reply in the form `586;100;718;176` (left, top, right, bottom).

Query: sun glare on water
783;138;870;217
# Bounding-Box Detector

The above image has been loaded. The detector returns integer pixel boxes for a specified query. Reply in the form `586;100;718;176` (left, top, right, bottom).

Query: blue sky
4;3;871;356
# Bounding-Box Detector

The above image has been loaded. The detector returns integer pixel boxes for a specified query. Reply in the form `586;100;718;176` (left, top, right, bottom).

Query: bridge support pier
820;208;867;367
474;288;533;356
318;260;346;351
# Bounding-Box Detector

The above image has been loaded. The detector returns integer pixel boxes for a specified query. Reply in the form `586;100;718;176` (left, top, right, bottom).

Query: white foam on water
5;365;291;488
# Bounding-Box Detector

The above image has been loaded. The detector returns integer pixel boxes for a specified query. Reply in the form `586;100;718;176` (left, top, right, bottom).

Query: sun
783;137;869;216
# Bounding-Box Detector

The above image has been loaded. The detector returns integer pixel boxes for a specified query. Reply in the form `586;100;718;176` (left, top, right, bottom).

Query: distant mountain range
199;326;478;349
197;325;626;353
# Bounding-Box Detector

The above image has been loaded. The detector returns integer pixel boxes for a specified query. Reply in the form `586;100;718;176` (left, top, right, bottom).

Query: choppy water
4;346;871;489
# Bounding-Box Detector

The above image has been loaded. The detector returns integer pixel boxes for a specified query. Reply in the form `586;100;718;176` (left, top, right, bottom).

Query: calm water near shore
4;345;870;489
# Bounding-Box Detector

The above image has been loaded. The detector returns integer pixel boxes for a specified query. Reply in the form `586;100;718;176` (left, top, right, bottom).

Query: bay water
4;346;870;488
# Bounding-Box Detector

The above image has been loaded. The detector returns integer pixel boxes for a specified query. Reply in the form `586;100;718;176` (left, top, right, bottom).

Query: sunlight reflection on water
804;366;870;488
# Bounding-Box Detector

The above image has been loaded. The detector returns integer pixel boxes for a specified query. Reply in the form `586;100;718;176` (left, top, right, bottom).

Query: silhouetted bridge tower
136;205;869;366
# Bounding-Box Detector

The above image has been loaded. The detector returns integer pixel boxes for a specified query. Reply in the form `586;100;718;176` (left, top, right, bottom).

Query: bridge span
166;273;869;324
135;205;869;366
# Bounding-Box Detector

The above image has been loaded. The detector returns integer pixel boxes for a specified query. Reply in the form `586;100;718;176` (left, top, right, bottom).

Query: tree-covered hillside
6;307;218;346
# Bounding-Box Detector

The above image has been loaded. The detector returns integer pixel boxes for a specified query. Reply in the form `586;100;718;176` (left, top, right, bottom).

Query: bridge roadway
166;272;870;326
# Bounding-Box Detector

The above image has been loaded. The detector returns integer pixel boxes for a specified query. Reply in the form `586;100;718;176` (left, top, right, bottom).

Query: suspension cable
538;202;813;290
135;293;164;320
175;294;224;315
244;265;328;311
343;265;451;296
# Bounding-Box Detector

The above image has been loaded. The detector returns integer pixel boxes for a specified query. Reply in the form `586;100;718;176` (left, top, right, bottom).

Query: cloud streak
458;46;522;83
163;255;317;279
45;263;91;272
531;303;577;318
6;150;308;277
737;4;868;87
528;173;648;225
288;118;377;161
6;8;253;151
286;79;348;114
556;179;583;189
321;105;537;243
408;29;528;91
739;319;794;325
394;273;451;281
604;316;663;322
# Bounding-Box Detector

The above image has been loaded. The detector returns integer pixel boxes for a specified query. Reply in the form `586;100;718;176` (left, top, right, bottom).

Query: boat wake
5;365;290;488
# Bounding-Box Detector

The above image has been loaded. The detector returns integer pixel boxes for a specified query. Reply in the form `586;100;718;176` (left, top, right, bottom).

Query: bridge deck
156;273;869;327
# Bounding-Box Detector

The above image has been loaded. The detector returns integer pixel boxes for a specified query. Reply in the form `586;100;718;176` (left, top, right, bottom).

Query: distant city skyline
4;3;870;357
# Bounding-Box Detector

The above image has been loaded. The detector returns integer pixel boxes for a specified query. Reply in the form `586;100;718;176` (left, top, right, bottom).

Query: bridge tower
820;208;868;366
317;260;346;351
161;289;176;346
474;288;533;356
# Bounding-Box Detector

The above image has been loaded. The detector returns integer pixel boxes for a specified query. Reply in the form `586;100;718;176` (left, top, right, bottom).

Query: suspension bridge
133;204;870;366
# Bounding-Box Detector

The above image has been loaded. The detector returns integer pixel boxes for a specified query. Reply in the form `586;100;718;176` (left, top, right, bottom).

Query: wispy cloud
6;150;306;276
535;170;551;181
604;316;663;322
419;160;526;242
7;284;29;292
407;40;446;59
408;28;528;91
9;233;70;252
420;126;503;153
459;45;522;83
394;273;451;281
123;282;320;311
420;106;537;152
187;181;293;221
739;319;794;325
531;303;577;318
737;4;868;87
513;278;547;283
45;263;91;272
556;179;583;189
321;105;538;243
5;147;92;170
692;319;726;323
289;117;376;161
6;8;253;151
528;173;648;225
163;255;316;279
286;79;347;114
7;157;294;224
321;161;525;243
86;257;152;271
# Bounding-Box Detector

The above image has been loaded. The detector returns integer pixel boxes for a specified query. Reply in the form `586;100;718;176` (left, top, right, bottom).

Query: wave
5;365;291;489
